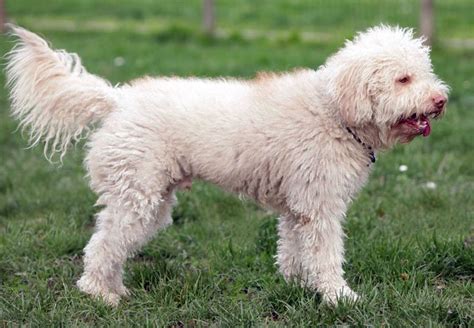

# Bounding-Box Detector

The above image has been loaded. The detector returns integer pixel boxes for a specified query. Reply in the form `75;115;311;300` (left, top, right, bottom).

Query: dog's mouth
396;109;443;137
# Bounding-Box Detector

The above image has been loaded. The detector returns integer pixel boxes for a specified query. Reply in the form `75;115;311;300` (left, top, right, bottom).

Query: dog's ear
328;59;373;126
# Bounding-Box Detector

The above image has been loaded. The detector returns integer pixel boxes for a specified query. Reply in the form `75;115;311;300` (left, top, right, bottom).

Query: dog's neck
345;126;377;166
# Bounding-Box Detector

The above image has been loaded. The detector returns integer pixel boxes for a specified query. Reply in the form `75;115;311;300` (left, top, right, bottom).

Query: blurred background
2;0;473;41
1;0;472;102
1;1;473;72
0;1;473;325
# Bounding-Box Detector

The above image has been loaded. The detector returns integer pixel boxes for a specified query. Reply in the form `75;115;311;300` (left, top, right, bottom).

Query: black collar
346;127;376;165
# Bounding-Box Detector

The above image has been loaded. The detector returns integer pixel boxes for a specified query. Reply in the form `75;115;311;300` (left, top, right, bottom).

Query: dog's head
326;25;449;147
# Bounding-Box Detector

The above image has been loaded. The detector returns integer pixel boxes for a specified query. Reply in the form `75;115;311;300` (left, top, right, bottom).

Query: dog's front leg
276;215;303;280
294;212;358;304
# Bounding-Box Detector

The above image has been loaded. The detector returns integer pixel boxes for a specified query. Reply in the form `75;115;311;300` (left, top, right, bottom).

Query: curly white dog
6;24;448;305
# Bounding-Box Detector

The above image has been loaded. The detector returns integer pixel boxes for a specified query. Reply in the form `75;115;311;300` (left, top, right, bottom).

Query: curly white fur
5;24;448;305
5;25;116;161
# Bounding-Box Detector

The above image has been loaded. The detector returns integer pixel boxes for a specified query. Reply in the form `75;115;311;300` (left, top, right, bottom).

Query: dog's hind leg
77;194;175;306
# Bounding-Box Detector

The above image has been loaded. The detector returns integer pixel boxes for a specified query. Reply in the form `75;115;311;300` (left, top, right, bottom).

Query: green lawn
0;1;473;326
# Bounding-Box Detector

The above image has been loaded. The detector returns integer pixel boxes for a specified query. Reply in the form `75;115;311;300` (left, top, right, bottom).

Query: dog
5;24;448;306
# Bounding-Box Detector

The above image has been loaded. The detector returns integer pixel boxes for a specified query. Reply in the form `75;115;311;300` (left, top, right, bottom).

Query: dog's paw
100;291;122;307
322;285;359;305
77;275;123;306
116;284;130;297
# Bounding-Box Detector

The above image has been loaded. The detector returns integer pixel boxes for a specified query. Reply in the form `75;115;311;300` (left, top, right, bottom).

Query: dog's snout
433;95;447;109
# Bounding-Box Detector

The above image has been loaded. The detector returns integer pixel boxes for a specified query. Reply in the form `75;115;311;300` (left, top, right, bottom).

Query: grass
1;0;473;326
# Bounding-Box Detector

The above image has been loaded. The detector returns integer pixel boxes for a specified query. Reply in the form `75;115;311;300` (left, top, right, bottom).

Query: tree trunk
0;0;7;33
202;0;215;36
420;0;434;46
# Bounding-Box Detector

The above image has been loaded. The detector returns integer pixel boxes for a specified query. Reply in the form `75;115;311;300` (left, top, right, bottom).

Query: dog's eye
398;76;410;84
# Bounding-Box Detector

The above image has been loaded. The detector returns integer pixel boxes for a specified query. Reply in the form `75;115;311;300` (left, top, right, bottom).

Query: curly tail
5;25;116;160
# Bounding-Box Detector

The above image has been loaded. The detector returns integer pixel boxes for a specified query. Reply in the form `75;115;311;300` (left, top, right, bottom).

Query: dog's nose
433;95;446;109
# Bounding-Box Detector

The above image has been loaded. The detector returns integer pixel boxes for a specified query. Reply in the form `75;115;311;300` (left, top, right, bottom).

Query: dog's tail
5;25;116;160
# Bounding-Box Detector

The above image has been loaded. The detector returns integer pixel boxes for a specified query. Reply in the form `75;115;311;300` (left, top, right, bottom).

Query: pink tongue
422;117;431;137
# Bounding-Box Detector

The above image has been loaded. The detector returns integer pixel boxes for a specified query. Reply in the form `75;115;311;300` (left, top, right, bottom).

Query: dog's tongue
421;116;431;137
